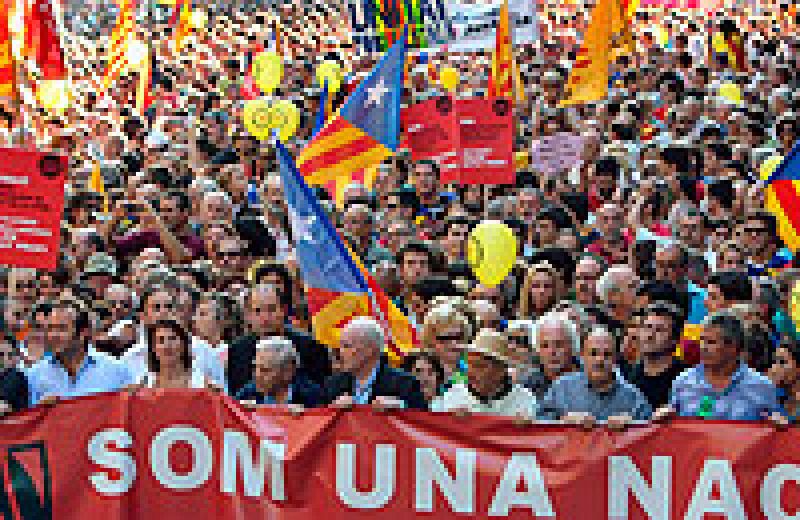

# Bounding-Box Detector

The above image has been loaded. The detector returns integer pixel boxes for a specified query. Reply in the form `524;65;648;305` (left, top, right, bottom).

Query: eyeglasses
435;335;463;343
149;302;176;311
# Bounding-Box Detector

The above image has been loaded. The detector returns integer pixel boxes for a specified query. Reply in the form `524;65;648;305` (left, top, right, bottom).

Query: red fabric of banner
1;391;799;519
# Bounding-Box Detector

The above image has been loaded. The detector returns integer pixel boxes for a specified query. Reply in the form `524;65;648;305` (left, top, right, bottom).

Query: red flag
29;0;66;80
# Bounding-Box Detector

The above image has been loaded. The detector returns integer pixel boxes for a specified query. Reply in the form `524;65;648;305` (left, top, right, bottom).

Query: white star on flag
289;207;317;243
366;78;389;108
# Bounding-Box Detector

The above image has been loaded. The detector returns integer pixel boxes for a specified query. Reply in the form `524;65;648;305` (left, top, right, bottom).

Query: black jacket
0;368;28;412
321;361;426;410
227;328;331;396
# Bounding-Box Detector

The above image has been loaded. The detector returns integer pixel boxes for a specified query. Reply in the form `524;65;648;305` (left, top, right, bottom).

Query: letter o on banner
151;426;213;490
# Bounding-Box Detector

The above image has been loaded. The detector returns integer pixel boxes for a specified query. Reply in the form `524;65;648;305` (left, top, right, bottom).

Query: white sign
445;0;538;52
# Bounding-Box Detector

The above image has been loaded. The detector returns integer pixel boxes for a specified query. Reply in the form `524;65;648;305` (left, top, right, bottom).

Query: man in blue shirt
653;311;786;424
25;299;133;407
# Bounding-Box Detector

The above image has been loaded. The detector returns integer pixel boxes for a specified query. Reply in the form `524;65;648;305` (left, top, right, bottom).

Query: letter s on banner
336;443;396;509
88;429;137;495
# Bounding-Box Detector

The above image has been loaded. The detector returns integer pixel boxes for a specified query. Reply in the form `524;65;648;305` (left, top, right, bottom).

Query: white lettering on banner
88;428;137;495
761;464;800;520
336;443;396;509
0;175;29;185
609;456;671;520
415;448;476;513
488;454;555;517
684;459;746;520
84;429;799;517
151;426;214;490
222;431;285;500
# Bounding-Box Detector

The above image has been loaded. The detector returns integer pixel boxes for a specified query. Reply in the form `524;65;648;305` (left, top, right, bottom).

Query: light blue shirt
670;363;780;421
353;363;381;405
26;352;133;406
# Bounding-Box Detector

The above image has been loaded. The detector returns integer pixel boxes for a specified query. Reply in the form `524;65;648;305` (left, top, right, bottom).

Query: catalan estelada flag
278;138;417;362
560;0;632;106
297;33;406;185
103;0;135;88
765;142;800;251
0;0;16;100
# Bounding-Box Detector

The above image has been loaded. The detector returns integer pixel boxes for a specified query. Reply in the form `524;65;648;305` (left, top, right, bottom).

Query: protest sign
347;0;451;54
445;0;538;51
401;96;459;183
455;98;514;184
0;148;66;270
2;391;800;519
529;132;587;177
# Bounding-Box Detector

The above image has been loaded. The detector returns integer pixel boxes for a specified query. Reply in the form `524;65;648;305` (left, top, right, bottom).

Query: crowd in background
0;0;799;429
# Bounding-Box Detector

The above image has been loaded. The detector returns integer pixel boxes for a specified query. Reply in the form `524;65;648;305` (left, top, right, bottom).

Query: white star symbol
289;207;317;243
366;78;389;108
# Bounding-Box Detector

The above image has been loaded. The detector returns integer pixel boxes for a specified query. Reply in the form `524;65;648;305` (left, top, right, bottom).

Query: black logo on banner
0;442;53;519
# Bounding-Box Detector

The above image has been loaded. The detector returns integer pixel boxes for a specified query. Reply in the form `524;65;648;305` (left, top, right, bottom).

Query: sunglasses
435;335;463;343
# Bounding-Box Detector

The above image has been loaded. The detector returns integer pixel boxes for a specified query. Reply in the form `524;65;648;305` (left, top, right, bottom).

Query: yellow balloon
37;79;70;113
252;52;283;94
467;221;518;288
189;9;208;30
242;99;274;141
440;66;459;92
317;60;343;94
712;32;727;53
271;100;300;141
718;82;742;104
760;155;784;181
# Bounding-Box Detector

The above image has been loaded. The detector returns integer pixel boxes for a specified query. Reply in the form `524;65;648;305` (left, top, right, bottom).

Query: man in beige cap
431;329;538;418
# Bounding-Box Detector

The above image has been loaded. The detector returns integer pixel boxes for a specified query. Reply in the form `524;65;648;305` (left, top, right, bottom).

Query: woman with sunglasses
420;304;473;389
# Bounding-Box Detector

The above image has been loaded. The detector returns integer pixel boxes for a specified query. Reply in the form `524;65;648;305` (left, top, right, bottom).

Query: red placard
2;391;800;519
401;96;460;183
0;147;66;269
454;97;514;185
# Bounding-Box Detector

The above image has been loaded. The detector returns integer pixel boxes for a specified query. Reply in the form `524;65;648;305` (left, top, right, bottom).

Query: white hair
255;337;299;368
532;312;581;356
204;190;232;206
596;266;636;303
107;284;139;309
343;317;385;353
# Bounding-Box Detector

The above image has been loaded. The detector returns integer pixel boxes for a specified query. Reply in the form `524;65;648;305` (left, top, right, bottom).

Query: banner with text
0;148;66;270
2;392;800;519
445;0;538;52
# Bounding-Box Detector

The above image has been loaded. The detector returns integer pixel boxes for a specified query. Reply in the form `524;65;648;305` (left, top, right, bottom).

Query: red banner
2;392;800;519
402;97;514;185
0;148;66;270
401;97;459;184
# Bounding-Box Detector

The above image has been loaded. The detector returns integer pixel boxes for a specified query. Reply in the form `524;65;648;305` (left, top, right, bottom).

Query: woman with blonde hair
420;303;473;388
518;261;563;319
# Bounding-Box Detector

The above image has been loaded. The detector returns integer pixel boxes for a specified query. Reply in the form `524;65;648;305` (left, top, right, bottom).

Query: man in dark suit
0;332;28;415
322;317;426;410
228;284;331;396
235;337;322;407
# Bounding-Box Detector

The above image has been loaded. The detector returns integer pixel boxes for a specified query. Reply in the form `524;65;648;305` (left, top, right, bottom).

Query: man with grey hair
537;325;651;429
596;265;640;327
524;313;580;399
322;317;426;410
235;337;323;407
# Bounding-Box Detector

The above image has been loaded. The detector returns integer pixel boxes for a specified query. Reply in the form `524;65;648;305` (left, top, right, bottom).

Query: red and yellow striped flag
560;0;632;106
103;0;135;89
488;0;526;104
0;0;16;100
172;0;191;54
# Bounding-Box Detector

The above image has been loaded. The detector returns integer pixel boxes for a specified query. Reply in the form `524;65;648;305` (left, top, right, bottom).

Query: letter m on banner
0;442;53;520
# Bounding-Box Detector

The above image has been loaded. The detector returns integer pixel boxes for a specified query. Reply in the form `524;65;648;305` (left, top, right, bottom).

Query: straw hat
465;329;513;366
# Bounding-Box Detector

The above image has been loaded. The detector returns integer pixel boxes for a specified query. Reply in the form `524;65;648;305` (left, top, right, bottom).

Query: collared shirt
26;352;133;406
537;372;652;421
670;363;780;421
353;362;381;405
260;385;295;406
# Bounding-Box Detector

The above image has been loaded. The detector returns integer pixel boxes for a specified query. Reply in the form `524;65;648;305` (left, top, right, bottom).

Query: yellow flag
90;162;109;213
561;0;632;106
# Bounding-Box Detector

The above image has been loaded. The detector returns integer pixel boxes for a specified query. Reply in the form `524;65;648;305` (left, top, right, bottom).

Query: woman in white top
138;320;217;390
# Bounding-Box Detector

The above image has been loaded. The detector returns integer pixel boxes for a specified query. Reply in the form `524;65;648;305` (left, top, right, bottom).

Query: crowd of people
0;0;799;431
